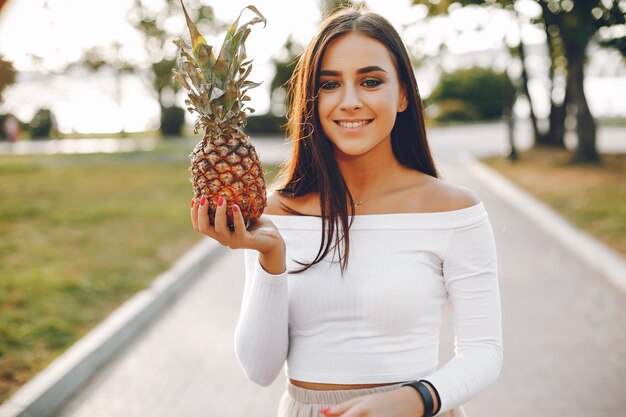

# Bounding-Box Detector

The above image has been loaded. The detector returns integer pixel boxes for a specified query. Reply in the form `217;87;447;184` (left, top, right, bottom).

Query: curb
459;152;626;293
0;238;224;417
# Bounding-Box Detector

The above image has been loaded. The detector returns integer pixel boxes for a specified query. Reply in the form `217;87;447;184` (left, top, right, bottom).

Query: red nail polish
232;205;239;212
218;196;224;206
200;197;206;206
320;409;330;414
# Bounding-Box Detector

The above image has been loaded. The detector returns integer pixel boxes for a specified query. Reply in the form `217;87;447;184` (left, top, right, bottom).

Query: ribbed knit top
234;202;502;415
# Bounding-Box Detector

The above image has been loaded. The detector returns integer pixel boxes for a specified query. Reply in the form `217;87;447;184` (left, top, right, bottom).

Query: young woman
191;8;502;417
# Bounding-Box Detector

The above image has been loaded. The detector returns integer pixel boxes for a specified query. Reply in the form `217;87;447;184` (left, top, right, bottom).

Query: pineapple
173;1;267;228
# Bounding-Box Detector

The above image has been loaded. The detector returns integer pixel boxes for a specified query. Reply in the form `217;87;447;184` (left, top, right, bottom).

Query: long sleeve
422;216;503;414
233;249;289;386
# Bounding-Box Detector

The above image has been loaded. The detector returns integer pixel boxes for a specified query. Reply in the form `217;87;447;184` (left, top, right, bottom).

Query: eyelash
319;79;382;90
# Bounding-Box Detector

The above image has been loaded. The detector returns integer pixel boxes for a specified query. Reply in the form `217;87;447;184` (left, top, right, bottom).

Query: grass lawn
482;148;626;257
0;140;279;404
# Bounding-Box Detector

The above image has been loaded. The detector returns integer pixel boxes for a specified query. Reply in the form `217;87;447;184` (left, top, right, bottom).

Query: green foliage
429;67;515;121
0;55;16;104
431;99;481;122
245;113;286;134
160;105;185;136
29;108;57;139
270;36;303;116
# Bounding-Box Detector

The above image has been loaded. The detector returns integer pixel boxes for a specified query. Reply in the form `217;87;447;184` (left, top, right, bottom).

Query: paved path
439;154;626;417
53;143;626;416
55;247;286;417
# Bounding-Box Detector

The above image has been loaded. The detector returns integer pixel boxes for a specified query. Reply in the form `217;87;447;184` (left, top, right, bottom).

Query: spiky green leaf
173;3;266;131
179;0;215;69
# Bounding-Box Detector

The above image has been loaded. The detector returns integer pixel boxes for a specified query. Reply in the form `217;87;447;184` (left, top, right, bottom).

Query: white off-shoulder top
234;202;502;415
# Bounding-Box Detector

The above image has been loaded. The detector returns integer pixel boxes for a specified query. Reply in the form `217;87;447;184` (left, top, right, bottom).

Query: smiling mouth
335;120;373;129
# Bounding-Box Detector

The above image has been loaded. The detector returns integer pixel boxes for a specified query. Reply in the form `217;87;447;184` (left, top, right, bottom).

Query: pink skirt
277;381;468;417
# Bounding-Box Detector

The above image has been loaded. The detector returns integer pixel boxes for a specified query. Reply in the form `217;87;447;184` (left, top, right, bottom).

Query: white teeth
338;120;369;128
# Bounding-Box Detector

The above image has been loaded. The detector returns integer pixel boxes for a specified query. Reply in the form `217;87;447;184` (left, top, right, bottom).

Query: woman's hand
191;196;286;273
320;387;424;417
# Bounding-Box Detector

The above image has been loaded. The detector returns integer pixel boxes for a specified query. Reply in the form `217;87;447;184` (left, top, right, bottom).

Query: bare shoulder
264;190;319;216
421;176;481;212
264;191;291;215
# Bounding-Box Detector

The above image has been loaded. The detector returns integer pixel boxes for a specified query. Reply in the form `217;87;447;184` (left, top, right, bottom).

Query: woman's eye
320;81;339;90
363;79;382;88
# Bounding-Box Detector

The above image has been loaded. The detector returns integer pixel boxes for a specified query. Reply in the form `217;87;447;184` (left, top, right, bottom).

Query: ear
397;86;408;113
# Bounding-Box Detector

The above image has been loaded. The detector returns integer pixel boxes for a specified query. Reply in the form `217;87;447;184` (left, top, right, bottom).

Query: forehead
320;32;397;74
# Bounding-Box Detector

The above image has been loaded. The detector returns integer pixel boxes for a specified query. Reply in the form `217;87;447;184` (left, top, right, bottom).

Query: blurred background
1;0;625;140
0;0;625;416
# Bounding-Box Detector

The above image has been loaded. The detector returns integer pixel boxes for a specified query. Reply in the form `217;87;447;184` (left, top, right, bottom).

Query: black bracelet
419;380;441;415
402;381;434;417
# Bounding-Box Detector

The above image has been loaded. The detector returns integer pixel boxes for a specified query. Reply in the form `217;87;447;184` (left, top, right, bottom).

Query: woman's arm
234;248;289;386
420;215;503;415
191;196;290;386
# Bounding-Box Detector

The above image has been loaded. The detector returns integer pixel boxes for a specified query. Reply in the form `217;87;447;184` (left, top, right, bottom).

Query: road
53;128;626;416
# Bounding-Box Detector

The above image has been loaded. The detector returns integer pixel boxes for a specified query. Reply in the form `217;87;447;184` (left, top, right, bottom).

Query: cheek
317;95;334;119
370;91;398;112
317;97;336;136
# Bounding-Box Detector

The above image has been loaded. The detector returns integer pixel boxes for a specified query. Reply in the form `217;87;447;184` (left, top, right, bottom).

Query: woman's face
316;32;406;159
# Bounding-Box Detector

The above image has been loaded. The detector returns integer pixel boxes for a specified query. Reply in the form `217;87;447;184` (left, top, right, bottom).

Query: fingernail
200;197;206;206
232;205;239;212
218;196;224;206
190;199;195;208
320;409;330;414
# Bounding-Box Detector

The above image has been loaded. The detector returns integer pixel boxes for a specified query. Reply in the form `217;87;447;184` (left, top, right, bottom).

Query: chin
331;142;377;158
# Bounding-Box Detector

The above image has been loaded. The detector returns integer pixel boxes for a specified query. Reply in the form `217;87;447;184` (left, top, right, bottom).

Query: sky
0;0;624;133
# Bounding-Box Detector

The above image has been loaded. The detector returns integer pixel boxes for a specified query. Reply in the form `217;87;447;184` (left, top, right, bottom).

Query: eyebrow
318;66;388;76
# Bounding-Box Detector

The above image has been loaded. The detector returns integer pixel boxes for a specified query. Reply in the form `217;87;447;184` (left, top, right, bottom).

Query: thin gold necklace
352;162;400;207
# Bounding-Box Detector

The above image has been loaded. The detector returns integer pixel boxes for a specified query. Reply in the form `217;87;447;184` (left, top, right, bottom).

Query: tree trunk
517;34;543;145
545;89;567;148
566;45;600;164
535;5;566;148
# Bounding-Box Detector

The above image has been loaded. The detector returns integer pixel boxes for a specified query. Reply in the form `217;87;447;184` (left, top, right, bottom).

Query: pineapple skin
190;129;266;228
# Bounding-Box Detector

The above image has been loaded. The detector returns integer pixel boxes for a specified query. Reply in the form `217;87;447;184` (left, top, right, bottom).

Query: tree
70;43;138;136
130;0;224;134
67;1;222;135
269;36;302;116
412;0;626;164
536;0;624;163
429;67;515;121
0;55;16;105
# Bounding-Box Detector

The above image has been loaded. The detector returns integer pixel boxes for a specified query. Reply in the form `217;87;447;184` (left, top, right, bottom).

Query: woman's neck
335;148;402;202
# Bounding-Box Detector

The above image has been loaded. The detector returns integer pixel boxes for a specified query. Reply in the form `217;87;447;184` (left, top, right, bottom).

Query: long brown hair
276;8;439;274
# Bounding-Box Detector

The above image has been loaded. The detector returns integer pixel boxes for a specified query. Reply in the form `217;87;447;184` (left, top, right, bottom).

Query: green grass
483;148;626;257
0;141;279;404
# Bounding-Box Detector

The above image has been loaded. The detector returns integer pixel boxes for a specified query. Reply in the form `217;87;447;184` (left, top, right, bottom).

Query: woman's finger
190;197;199;231
321;398;360;416
197;196;215;237
213;196;229;239
231;204;248;242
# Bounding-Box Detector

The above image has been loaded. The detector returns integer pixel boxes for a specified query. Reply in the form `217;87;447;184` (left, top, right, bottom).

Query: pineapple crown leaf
179;0;216;70
173;2;266;133
214;6;266;87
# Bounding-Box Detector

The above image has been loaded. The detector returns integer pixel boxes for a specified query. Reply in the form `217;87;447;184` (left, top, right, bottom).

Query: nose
339;84;362;111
